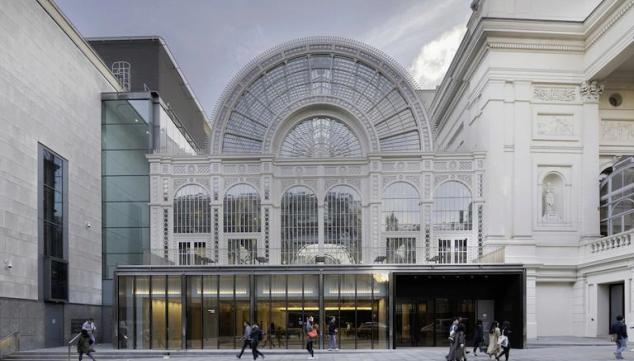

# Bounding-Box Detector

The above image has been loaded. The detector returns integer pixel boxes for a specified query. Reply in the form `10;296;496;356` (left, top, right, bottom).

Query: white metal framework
210;37;433;155
280;117;362;158
281;186;318;264
324;185;362;263
600;156;634;236
223;184;261;233
173;184;211;234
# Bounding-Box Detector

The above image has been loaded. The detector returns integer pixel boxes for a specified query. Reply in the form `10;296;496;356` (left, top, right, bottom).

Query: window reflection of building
223;184;261;233
174;184;211;234
600;156;634;236
383;182;420;263
433;181;473;231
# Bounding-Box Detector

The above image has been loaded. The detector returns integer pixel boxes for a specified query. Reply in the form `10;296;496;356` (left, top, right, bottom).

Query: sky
56;0;471;118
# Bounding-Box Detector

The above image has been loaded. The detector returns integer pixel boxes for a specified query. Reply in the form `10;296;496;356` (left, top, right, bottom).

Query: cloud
409;25;466;89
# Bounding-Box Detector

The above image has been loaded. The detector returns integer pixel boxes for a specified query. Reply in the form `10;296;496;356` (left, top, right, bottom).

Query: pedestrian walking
447;322;466;361
82;318;97;344
487;321;501;358
77;329;96;361
250;323;265;360
446;318;460;360
306;323;319;359
327;316;338;351
473;319;484;356
495;321;512;361
236;321;252;359
611;315;628;360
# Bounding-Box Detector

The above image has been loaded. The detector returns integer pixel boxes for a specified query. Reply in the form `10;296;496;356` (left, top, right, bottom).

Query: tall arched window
281;186;318;264
223;184;261;233
324;185;362;264
173;184;211;233
433;181;472;231
382;182;420;232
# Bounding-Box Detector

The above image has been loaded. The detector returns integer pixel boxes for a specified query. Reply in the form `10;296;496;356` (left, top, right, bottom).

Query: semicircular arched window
382;182;420;232
279;117;362;158
223;184;261;233
173;184;211;233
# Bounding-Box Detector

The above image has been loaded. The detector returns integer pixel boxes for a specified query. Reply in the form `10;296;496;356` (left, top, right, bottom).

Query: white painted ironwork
173;184;211;234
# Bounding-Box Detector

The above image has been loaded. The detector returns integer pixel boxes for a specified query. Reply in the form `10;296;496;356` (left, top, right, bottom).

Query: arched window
324;185;362;263
281;186;318;264
111;60;131;91
223;184;261;233
173;184;210;233
433;181;472;231
382;182;420;232
279;117;362;158
611;199;634;235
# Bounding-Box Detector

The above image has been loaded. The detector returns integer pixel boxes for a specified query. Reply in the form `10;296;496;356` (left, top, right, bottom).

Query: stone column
580;80;603;240
526;269;538;339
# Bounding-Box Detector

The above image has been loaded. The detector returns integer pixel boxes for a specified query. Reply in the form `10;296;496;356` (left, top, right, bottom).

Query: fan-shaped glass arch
433;181;472;231
173;184;211;233
382;182;420;232
218;53;424;154
281;186;318;264
280;117;362;158
324;185;362;263
223;184;261;233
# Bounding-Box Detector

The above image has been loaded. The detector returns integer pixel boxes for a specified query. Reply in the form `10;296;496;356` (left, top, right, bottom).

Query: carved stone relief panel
382;175;398;188
533;113;577;140
434;174;450;186
601;119;634;144
173;178;188;191
532;85;577;102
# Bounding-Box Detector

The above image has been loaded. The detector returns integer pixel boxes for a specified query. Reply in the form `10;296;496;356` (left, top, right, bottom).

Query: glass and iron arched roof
280;117;362;158
210;37;433;155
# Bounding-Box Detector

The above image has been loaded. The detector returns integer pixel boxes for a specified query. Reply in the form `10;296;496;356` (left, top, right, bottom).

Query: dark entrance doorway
394;272;524;348
45;303;64;347
609;283;625;333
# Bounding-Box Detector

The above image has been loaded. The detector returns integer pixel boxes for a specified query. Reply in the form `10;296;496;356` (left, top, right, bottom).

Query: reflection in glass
324;275;340;350
256;276;271;348
304;275;320;348
203;276;219;349
356;275;372;349
433;181;472;231
135;276;150;349
339;274;356;349
235;276;251;349
383;182;420;231
373;273;389;348
187;276;202;349
167;276;182;349
117;276;133;349
286;275;303;349
270;275;287;348
218;275;234;349
151;276;166;349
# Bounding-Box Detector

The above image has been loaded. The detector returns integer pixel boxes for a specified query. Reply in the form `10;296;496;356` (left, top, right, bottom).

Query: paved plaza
112;346;621;361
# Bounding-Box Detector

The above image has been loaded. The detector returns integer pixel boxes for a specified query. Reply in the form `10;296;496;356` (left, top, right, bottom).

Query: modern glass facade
102;93;199;305
115;270;390;349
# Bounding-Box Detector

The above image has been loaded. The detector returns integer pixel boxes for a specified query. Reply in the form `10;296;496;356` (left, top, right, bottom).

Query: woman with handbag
496;321;512;361
486;321;500;359
306;323;319;359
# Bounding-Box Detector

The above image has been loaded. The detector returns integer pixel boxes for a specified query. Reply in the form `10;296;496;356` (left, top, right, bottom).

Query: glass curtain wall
324;186;362;264
281;187;319;264
102;99;152;305
117;273;388;349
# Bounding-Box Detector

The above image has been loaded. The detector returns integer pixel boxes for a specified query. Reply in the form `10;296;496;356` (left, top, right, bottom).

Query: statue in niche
542;182;562;223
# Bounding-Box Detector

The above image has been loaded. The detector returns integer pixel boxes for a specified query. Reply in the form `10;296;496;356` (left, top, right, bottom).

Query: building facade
1;0;634;353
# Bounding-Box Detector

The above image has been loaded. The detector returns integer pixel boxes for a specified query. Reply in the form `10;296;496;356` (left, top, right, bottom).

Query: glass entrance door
395;299;432;347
